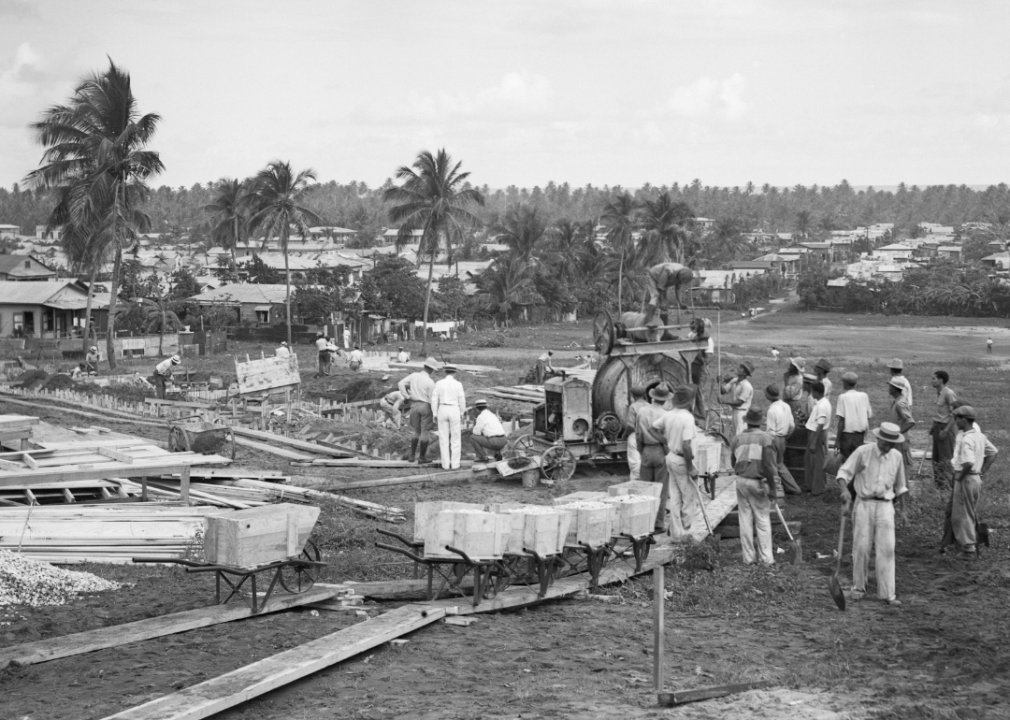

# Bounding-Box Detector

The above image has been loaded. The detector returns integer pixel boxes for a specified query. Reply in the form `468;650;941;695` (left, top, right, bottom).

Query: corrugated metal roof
0;281;83;305
188;284;289;304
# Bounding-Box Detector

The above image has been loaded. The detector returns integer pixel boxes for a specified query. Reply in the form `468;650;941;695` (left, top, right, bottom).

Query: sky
2;0;1010;191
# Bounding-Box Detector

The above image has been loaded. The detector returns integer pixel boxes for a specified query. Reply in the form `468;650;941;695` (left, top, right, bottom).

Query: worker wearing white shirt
398;358;438;463
397;347;409;363
764;384;801;495
315;333;330;377
721;361;754;435
153;355;181;400
431;364;466;469
469;399;507;462
379;389;405;426
804;381;831;495
940;406;999;559
348;346;364;372
888;359;912;407
275;342;290;359
835;372;872;460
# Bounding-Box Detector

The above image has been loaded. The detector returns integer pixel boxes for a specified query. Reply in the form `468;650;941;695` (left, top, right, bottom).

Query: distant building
0;224;20;239
0;280;108;338
187;284;289;325
0;255;57;281
935;245;963;261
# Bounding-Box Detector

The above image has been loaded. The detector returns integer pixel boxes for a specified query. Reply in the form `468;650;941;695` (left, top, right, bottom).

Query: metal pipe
653;564;665;694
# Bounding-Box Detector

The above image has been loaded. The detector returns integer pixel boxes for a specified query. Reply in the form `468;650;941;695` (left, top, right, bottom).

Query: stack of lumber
487;385;545;404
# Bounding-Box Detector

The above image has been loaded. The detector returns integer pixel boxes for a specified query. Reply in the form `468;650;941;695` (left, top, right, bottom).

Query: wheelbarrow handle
132;556;204;567
376;528;419;547
375;542;426;564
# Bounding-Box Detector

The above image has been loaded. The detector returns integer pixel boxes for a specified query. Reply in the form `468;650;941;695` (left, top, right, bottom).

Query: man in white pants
836;422;908;606
624;385;648;482
730;407;778;565
722;361;754;435
651;385;699;538
431;363;466;470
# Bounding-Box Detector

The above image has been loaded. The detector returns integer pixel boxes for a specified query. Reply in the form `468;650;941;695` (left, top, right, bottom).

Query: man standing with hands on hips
431;363;466;470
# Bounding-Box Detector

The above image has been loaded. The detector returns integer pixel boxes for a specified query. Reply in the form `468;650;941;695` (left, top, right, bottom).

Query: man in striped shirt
940;406;998;559
835;372;872;460
764;384;801;495
730;407;778;565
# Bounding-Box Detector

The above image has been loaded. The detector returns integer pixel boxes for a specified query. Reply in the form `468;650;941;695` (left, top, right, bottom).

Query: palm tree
383;149;484;354
640;192;695;264
25;59;163;368
476;256;543;324
248;161;320;347
601;191;641;314
546;218;587;283
794;209;813;240
495;203;547;265
204;178;251;266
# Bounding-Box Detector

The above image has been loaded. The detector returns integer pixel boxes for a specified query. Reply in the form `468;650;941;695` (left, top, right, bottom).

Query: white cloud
666;74;748;121
0;42;42;126
479;71;552;113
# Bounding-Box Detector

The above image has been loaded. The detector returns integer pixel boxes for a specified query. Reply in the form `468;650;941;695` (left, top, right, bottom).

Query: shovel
828;506;847;611
772;501;802;564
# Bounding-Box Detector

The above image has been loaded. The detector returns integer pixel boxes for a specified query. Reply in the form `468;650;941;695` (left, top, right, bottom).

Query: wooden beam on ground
0;586;342;669
99;604;444;720
301;458;473;469
294;466;485;491
0;393;165;428
229;427;356;459
0;455;231;488
658;680;776;707
231;436;318;462
223;478;405;521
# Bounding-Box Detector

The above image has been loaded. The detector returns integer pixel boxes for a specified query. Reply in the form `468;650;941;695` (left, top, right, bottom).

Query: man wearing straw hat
836;422;909;606
939;406;999;559
635;383;673;531
731;407;778;565
764;384;802;495
398;357;438;464
886;378;916;469
782;356;805;404
469;399;508;463
642;261;696;320
431;363;467;470
651;385;699;537
722;361;754;435
888;359;912;406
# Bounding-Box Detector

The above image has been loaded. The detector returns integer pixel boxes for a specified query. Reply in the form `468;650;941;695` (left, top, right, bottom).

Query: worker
70;363;87;381
814;359;833;398
275;341;290;359
635;384;673;532
721;361;754;435
835;372;872;460
764;384;802;495
986;337;993;355
650;385;699;538
379;389;405;427
687;318;714;420
770;346;780;361
782;356;805;404
153;354;181;400
888;359;912;406
397;347;409;363
431;363;466;470
930;370;958;488
642;261;696;319
398;357;438;463
836;422;909;606
940;406;998;559
85;346;100;374
534;351;554;384
315;333;330;377
886;378;916;469
625;385;648;482
469;399;508;462
348;345;364;372
730;407;778;565
804;381;831;495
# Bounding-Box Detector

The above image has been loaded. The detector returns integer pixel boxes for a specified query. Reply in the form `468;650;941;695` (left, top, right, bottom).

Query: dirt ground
2;313;1010;719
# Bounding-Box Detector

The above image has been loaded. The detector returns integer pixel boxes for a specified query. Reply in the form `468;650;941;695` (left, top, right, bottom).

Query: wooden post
180;466;191;505
286;388;292;426
653;565;664;695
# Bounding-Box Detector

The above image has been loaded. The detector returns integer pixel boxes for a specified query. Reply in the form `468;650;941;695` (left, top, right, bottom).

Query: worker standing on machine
642;261;696;322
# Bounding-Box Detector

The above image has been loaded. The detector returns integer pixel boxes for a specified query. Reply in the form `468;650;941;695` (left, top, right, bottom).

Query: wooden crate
603;495;660;537
424;510;512;561
608;480;662;499
500;507;572;556
556;503;615;547
693;436;725;475
203;503;319;569
413;501;485;544
551;491;608;506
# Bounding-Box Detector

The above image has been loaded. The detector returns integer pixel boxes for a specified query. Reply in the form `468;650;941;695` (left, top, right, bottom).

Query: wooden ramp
686;475;738;543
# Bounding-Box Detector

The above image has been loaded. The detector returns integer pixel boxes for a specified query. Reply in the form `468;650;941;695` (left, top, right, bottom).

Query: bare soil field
2;313;1010;719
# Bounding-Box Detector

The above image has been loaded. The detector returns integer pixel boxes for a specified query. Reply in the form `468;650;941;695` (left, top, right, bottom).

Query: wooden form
203;503;319;568
233;354;300;395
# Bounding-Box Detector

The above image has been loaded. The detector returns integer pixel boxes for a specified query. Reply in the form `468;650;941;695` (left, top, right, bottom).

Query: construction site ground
2;311;1010;719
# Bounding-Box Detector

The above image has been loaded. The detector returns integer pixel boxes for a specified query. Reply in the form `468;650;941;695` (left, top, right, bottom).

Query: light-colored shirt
626;399;649;434
635;403;668;445
891;374;912;407
397;351;409;363
821;377;833;398
835;389;872;433
888;397;914;433
86;350;100;363
275;346;290;358
398;371;435;404
837;443;908;500
771;349;780;360
382;390;404;409
349;349;364;364
933;386;957;424
431;375;466;415
472;409;505;437
315;337;328;351
766;399;795;437
728;378;753;411
805;396;831;432
651;408;697;455
783;373;803;402
155;358;175;376
953;423;989;475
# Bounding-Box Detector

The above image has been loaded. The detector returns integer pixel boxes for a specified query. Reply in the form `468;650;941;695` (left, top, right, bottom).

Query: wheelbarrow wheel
541;445;577;483
167;427;192;453
279;540;321;594
509;434;539;458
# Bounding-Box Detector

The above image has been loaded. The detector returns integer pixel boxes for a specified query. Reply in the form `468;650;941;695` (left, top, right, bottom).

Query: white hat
280;341;288;347
423;357;439;370
171;355;181;364
89;346;97;352
888;358;903;370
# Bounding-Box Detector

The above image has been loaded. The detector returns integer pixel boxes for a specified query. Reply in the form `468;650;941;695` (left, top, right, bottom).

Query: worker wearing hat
804;381;831;494
431;363;466;469
730;407;777;565
886;378;916;468
836;422;910;606
625;385;649;482
722;361;755;435
275;341;291;359
814;358;833;397
534;351;555;385
642;261;697;322
398;357;439;463
379;387;406;428
315;332;330;377
469;399;507;463
348;345;364;372
153;354;182;400
888;359;912;407
764;384;801;495
85;345;100;374
650;385;699;537
397;346;409;363
635;384;673;530
939;406;999;559
835;372;872;460
782;356;805;404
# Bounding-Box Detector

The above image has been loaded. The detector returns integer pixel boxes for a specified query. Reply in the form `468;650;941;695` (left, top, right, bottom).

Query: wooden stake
653;565;664;694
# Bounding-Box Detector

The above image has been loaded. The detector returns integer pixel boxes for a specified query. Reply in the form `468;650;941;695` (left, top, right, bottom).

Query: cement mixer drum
591;354;688;422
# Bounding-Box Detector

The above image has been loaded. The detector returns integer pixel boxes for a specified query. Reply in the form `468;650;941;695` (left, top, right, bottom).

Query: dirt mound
41;374;75;391
308;375;390;403
12;369;48;389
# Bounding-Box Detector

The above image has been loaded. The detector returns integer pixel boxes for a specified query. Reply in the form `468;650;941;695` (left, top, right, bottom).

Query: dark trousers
154;374;167;400
470;435;507;460
839;431;865;460
804;437;827;495
639;444;669;529
931;421;956;487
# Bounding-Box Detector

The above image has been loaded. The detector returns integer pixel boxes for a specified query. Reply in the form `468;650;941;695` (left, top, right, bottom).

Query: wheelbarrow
168;418;236;459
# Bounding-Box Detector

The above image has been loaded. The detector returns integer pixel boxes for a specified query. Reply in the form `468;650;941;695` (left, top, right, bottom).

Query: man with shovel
730;407;778;565
835;422;909;606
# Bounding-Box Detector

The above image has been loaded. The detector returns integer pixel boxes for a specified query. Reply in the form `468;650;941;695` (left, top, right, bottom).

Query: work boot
403;438;418;463
417;441;429;464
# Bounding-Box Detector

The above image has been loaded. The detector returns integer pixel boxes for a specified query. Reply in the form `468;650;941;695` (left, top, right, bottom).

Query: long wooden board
0;587;342;669
293;466;484;491
231;436;317;461
100;604;444;720
229;427;354;458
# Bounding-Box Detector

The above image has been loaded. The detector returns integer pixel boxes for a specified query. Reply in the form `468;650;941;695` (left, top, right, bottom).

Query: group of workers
310;333;366;376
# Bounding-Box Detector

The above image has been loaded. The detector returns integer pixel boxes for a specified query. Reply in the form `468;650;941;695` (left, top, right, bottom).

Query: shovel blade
828;573;846;611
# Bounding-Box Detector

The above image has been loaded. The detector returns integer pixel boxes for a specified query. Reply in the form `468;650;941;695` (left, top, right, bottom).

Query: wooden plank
231;436;318;462
233;354;300;396
98;447;135;464
294;467;483;491
686;476;738;542
224;479;405;520
145;398;215;409
229;427;356;459
163;468;289;481
0;455;232;488
658;680;777;706
0;586;342;669
99;604;444;720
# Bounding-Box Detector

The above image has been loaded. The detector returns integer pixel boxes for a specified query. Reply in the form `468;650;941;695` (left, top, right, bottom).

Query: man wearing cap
348;345;364;372
625;385;648;483
431;364;467;470
315;333;330;377
765;384;802;495
275;341;291;359
835;372;872;460
886;379;916;468
398;358;438;463
731;407;778;565
85;346;100;373
836;422;909;606
651;385;699;537
804;381;831;494
888;359;912;407
930;370;958;488
153;354;181;400
469;399;508;463
814;359;833;398
722;361;754;435
940;406;999;559
642;261;696;319
379;388;405;427
636;384;673;531
397;347;409;364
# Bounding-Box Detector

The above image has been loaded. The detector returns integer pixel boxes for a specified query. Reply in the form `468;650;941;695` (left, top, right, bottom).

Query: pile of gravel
0;549;120;608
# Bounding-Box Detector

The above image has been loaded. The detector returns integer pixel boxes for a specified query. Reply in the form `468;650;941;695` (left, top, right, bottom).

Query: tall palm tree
495;203;547;264
601;191;641;314
476;256;543;324
25;59;163;368
204;178;251;266
640;192;694;264
383;149;484;355
248;161;320;347
547;218;587;283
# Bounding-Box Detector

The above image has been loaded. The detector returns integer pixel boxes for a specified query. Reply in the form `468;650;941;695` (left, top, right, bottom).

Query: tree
433;275;470;321
169;267;201;300
248;161;320;346
601;191;642;314
475;256;543;323
383;149;484;354
640;193;695;264
359;256;427;321
25;59;164;366
238;254;282;284
204;178;251;265
494;203;547;264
